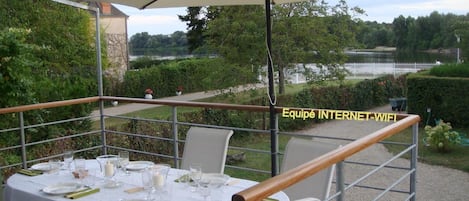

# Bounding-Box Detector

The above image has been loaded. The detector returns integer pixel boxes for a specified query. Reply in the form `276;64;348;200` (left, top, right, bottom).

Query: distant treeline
129;11;469;59
356;11;468;53
128;31;189;56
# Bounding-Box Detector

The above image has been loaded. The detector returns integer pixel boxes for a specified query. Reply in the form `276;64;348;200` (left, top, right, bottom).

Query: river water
279;51;458;83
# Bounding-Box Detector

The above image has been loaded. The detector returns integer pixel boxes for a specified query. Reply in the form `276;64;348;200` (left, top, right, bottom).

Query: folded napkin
262;198;279;201
17;169;43;176
65;188;100;199
174;174;191;183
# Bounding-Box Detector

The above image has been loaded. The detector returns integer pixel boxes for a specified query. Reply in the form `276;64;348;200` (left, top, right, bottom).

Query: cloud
397;0;469;12
129;15;181;26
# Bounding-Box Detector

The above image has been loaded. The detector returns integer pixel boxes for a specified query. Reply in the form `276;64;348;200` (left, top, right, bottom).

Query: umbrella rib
142;0;159;9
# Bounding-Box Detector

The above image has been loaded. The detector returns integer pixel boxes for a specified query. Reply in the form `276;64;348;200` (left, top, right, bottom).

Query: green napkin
262;198;279;201
17;169;43;176
65;188;100;199
174;174;191;183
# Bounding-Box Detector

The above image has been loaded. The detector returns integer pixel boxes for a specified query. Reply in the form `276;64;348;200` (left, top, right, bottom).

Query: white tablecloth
4;160;289;201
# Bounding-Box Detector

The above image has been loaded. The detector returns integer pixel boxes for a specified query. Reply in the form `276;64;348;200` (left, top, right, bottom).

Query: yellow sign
281;108;398;122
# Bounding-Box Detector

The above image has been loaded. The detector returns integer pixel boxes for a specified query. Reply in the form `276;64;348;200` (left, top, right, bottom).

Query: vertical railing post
410;123;419;201
19;112;27;169
273;114;279;175
172;106;179;168
92;7;107;155
336;161;345;201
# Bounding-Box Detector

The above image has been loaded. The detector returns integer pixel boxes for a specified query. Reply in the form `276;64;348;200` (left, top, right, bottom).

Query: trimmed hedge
407;71;469;127
429;63;469;78
121;58;257;98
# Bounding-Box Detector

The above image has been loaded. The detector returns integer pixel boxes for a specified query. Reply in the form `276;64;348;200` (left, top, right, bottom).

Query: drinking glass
189;163;202;192
198;177;211;201
118;151;130;175
63;150;74;171
103;159;118;188
96;155;118;177
74;158;86;186
48;159;61;175
149;164;171;200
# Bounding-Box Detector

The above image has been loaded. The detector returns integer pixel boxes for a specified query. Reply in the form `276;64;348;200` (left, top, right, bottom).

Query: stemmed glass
189;163;202;192
118;151;130;175
63;150;74;171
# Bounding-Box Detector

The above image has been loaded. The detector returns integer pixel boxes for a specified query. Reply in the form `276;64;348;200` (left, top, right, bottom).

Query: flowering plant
424;120;461;152
145;88;153;94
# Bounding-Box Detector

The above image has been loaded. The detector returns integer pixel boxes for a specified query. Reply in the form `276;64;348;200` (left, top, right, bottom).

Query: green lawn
385;128;469;173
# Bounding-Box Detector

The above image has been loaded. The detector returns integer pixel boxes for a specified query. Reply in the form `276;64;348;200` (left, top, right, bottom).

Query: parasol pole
265;0;278;177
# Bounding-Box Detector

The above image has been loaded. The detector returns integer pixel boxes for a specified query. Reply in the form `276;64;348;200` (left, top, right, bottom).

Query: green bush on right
424;119;462;152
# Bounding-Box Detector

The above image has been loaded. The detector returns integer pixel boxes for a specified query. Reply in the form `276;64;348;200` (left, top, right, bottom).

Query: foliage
355;21;394;48
178;7;218;54
392;11;469;55
202;2;363;94
429;63;469;77
0;28;39;108
122;58;257;98
424;120;462;152
128;31;188;56
407;72;469;127
0;0;101;168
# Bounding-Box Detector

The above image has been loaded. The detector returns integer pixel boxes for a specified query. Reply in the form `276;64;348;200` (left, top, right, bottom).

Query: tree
203;1;362;94
0;0;98;149
178;7;217;53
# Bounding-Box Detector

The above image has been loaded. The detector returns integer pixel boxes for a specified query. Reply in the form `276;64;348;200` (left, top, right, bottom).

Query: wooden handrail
0;97;100;115
0;96;411;121
232;114;420;201
100;96;271;112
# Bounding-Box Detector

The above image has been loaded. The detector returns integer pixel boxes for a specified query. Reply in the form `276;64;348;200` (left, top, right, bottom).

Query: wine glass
63;150;74;171
189;163;202;192
118;151;130;175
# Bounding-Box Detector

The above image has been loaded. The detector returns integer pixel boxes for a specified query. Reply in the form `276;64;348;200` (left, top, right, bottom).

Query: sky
114;0;469;37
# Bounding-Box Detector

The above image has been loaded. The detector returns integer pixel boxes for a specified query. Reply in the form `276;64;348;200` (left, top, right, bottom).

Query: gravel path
299;105;469;201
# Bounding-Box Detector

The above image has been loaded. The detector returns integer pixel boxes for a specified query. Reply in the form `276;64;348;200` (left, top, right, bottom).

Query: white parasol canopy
90;0;307;9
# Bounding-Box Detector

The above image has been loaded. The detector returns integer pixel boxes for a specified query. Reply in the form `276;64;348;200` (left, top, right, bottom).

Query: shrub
424;120;462;152
429;63;469;77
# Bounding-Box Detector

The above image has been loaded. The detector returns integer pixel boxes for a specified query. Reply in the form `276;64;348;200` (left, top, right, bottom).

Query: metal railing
0;96;420;201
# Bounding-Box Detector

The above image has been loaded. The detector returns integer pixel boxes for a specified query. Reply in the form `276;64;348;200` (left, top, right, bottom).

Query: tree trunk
278;65;285;94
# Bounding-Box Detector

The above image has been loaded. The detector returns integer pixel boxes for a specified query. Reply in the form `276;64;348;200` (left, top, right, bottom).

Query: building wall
101;17;128;82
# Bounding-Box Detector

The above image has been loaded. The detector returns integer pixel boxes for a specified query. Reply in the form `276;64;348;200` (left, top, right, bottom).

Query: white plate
42;182;82;195
30;162;62;172
126;161;154;171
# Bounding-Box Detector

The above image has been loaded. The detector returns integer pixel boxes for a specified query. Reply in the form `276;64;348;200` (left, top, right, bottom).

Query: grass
384;127;469;173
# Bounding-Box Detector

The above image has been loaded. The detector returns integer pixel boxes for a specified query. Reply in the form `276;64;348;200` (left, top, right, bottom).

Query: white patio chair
180;126;233;173
281;137;338;201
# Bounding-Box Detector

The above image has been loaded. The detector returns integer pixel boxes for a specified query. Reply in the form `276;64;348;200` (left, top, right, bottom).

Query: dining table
3;159;290;201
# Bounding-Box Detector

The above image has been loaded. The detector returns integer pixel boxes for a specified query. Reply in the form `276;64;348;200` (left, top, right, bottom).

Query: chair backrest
180;126;233;174
281;137;337;201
